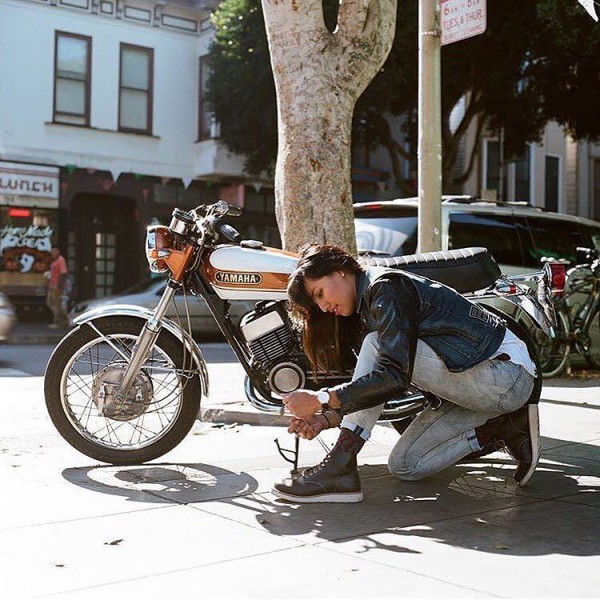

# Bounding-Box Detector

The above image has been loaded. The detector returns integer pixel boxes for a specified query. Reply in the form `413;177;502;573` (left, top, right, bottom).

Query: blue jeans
341;332;535;480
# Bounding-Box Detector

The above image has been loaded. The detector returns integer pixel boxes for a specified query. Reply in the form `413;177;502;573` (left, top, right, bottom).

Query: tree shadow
217;437;600;559
59;437;600;560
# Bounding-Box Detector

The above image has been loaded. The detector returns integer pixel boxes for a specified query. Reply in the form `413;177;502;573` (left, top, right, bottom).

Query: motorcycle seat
360;247;501;293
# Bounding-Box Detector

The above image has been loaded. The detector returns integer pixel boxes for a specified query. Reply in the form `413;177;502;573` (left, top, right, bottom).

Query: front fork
114;282;178;401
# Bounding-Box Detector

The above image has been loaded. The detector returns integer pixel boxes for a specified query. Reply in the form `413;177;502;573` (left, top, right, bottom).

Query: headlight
146;226;173;274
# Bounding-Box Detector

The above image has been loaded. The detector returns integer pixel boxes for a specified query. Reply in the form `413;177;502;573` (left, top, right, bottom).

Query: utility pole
418;0;442;253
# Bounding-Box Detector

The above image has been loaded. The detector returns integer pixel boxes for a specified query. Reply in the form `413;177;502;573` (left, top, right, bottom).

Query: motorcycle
44;201;565;466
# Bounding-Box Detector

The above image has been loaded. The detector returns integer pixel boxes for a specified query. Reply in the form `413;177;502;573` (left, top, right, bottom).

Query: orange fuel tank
203;245;299;300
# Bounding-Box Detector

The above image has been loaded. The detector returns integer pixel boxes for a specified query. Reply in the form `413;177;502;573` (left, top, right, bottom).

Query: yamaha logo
215;271;263;285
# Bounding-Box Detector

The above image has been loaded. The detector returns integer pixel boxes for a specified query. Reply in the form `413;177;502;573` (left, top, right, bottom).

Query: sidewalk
1;355;599;597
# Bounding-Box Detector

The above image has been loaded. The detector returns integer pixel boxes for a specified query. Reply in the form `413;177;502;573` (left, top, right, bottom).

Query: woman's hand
288;415;326;440
282;390;321;419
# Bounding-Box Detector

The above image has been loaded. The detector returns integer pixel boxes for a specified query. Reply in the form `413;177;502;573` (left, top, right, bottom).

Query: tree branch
335;0;397;93
337;0;372;39
261;0;327;37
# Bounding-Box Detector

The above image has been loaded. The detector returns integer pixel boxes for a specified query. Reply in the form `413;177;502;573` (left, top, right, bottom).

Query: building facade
0;0;279;315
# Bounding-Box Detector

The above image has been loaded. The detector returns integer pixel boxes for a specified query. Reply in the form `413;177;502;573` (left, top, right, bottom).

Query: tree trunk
261;0;397;253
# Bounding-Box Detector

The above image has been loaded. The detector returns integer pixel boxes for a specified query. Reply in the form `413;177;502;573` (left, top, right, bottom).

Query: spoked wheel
580;320;600;370
45;316;201;465
538;309;571;378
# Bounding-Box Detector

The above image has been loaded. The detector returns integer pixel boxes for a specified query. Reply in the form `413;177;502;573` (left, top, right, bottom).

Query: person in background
46;246;69;329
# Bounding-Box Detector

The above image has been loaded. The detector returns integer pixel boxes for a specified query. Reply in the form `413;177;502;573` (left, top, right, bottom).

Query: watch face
317;390;329;404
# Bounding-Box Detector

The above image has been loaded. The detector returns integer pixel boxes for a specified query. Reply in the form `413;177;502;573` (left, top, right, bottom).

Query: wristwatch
316;389;330;405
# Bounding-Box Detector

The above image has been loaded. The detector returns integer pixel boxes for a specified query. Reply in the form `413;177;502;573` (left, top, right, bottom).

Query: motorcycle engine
239;301;306;395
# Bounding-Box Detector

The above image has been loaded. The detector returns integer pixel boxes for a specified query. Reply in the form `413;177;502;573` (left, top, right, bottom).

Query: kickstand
274;436;300;475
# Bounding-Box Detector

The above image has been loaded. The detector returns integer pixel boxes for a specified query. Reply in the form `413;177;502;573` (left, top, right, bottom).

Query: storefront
0;161;60;317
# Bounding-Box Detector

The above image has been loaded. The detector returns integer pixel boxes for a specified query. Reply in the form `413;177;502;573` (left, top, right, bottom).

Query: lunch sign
440;0;487;46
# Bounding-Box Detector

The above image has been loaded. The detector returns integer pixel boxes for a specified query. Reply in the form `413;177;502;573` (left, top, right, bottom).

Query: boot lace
302;453;333;478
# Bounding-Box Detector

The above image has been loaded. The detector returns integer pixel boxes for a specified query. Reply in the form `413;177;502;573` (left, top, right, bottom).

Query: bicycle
539;247;600;378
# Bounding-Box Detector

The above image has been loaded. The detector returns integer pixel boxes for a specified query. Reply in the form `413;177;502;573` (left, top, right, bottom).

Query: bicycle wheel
581;313;600;370
538;309;570;378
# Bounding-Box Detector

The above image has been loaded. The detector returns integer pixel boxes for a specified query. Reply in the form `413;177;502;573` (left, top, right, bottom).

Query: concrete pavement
1;337;599;598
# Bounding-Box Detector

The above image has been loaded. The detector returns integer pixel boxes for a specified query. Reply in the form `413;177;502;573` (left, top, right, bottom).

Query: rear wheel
538;309;570;378
45;316;201;465
581;315;600;370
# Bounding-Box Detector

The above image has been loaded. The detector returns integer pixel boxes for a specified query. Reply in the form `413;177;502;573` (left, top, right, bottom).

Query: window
483;140;507;201
593;159;600;220
198;56;212;140
514;146;532;203
119;44;154;134
53;32;91;126
544;155;560;212
523;216;584;266
581;224;600;254
448;212;525;267
354;208;418;257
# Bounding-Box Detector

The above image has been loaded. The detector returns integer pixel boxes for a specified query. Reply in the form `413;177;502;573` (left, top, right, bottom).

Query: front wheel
538;309;570;378
45;316;201;465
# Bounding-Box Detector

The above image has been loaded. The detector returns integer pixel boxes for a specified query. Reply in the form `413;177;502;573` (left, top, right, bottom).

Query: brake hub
92;363;153;421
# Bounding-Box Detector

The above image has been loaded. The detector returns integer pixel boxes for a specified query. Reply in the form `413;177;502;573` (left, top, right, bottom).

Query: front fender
73;304;210;397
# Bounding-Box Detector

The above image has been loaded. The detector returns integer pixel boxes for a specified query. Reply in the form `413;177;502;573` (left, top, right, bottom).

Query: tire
582;313;600;370
45;316;202;465
538;309;570;378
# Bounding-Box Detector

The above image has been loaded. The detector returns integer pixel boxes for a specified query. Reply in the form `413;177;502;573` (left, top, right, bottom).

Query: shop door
71;194;139;300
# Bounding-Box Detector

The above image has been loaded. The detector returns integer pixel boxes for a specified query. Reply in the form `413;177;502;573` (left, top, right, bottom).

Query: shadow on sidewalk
62;462;259;505
60;437;600;559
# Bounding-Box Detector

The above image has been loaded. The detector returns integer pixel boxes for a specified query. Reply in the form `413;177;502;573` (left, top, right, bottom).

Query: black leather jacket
331;267;506;415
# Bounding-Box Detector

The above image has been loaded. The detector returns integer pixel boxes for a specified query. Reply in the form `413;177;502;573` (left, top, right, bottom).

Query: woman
272;244;540;503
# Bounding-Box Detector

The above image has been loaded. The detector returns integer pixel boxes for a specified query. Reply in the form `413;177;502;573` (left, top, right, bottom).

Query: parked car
354;196;600;275
69;278;255;339
354;196;600;365
0;292;16;342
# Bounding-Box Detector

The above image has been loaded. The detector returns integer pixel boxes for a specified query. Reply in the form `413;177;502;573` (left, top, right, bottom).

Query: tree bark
261;0;397;253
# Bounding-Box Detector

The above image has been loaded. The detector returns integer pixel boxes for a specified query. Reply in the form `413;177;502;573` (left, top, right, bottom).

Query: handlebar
217;223;243;244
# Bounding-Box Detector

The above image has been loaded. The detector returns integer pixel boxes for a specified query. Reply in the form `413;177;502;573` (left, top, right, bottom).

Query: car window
448;212;525;267
354;208;418;256
581;224;600;253
523;216;585;266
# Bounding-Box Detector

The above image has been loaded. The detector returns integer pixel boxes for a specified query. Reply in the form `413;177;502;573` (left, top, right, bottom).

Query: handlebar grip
228;206;242;217
217;223;243;244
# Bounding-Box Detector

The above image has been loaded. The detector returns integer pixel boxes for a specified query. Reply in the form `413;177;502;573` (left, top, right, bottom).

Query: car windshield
355;208;418;256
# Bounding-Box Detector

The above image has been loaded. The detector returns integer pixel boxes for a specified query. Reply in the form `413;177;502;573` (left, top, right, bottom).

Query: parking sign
440;0;487;46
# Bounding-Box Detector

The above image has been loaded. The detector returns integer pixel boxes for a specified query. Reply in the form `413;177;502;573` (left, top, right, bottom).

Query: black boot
475;404;540;487
272;428;364;503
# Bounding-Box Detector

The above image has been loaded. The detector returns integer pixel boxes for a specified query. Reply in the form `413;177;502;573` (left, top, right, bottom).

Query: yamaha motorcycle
44;201;565;465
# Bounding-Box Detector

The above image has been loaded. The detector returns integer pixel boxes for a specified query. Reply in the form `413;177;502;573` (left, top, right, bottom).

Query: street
0;341;599;598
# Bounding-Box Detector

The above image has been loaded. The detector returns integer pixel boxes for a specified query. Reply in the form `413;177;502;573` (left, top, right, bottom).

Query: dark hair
287;244;363;375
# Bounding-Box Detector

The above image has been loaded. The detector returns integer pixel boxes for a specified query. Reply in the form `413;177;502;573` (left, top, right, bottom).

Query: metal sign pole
418;0;443;253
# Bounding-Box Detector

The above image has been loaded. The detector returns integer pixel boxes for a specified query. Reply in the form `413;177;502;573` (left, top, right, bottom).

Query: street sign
440;0;487;46
578;0;599;22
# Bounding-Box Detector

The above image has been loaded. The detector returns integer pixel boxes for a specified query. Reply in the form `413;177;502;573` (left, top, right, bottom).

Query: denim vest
356;267;506;373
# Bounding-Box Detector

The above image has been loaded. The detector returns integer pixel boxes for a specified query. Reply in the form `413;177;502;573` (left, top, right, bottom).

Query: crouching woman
272;244;539;503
